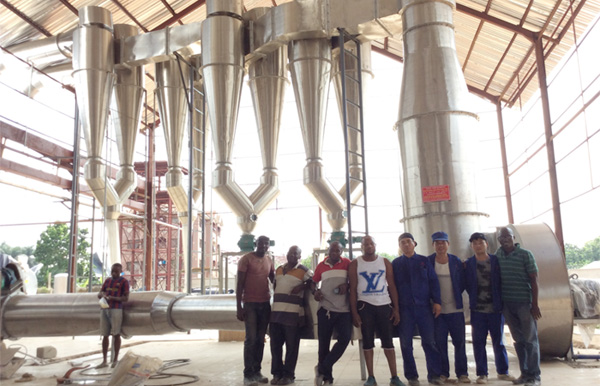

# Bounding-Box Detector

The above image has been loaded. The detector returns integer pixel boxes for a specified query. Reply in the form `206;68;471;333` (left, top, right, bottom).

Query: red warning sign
422;185;450;203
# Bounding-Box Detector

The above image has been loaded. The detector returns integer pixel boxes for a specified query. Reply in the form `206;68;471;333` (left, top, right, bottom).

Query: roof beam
0;0;51;37
152;1;206;31
111;0;148;32
0;158;72;189
159;0;184;26
467;84;499;103
456;3;536;42
372;45;403;63
57;0;78;16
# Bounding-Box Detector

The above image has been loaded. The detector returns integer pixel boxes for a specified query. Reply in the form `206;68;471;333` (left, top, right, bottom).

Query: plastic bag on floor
577;323;596;349
107;351;162;386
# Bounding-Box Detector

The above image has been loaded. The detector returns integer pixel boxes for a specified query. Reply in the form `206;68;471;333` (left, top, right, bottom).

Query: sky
0;44;596;264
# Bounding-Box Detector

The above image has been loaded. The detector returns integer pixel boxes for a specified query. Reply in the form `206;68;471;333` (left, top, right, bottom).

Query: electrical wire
147;358;200;385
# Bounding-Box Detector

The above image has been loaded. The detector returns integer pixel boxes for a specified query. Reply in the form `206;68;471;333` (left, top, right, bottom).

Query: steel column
495;99;514;224
534;35;564;250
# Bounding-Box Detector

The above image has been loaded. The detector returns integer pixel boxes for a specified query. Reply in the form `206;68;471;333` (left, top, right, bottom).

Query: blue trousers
471;311;509;376
243;302;271;378
434;312;468;378
317;308;352;383
270;322;301;379
503;302;541;381
399;305;442;381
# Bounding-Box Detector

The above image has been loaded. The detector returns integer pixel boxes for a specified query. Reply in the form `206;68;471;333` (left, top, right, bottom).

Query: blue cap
431;231;449;242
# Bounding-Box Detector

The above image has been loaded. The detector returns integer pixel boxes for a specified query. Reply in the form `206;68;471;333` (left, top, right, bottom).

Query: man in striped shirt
495;227;541;386
97;262;130;368
311;241;352;386
269;245;313;385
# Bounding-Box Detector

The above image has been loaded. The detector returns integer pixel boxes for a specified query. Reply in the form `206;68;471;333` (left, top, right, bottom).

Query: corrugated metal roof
1;0;599;119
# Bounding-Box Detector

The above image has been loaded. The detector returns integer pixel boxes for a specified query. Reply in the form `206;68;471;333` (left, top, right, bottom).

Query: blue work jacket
427;253;465;309
392;253;441;307
465;254;503;313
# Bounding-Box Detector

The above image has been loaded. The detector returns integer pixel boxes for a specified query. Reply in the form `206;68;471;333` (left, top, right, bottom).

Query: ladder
175;53;207;294
336;28;369;260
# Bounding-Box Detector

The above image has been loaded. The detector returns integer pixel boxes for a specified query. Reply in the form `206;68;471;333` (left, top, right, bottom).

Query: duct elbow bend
303;160;345;217
84;158;119;206
114;166;137;201
251;169;280;214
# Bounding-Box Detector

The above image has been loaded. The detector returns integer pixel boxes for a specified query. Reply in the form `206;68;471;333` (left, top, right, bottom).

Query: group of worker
236;228;541;386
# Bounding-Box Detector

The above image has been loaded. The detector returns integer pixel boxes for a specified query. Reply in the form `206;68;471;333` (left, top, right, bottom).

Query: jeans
243;302;271;378
434;312;468;378
399;305;442;381
503;302;541;381
471;311;509;376
270;322;301;379
317;308;352;382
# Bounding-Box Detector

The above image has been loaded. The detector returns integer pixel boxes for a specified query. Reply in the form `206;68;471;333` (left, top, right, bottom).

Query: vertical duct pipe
203;1;286;248
332;41;373;205
396;0;487;258
72;7;118;208
289;38;346;231
247;45;288;220
154;58;193;289
104;24;145;265
202;0;253;234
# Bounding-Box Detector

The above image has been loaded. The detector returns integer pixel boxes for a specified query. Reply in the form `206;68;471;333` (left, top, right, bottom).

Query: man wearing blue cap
393;232;443;386
427;232;470;384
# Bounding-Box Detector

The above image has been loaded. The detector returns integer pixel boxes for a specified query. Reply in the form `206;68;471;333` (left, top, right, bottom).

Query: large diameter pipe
396;0;486;258
6;31;73;69
1;292;241;339
289;38;346;231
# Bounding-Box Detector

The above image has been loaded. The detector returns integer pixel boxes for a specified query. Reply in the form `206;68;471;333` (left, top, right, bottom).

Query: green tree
33;224;91;287
0;242;35;258
378;252;397;261
564;236;600;269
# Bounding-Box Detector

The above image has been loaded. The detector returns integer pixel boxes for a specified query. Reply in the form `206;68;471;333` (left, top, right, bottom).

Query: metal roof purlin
457;3;536;41
159;0;185;26
0;0;52;37
505;0;588;106
58;0;79;15
111;0;149;32
152;1;207;31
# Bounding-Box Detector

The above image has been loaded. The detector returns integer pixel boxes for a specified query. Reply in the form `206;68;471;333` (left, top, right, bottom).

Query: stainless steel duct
18;62;73;97
289;38;346;231
396;0;487;259
155;58;191;219
203;0;286;236
103;24;145;265
154;58;196;290
5;30;73;69
73;7;119;209
247;45;288;220
332;41;373;206
1;292;241;338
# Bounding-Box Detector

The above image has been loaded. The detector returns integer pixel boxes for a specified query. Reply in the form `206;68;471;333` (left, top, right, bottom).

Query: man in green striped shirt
495;227;541;386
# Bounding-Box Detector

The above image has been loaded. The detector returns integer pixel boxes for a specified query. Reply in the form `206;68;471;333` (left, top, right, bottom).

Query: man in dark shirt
392;232;443;386
97;262;130;368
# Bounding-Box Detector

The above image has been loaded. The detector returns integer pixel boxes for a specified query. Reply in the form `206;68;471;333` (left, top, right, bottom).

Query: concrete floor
2;330;600;385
